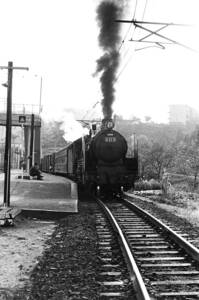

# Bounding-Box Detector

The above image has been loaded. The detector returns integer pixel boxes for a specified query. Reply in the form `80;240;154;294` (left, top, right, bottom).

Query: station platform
0;170;78;216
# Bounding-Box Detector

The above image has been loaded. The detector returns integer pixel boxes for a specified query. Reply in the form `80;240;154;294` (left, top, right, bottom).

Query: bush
134;179;161;191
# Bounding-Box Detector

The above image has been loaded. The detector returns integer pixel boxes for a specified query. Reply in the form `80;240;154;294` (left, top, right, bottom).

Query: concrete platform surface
0;170;78;213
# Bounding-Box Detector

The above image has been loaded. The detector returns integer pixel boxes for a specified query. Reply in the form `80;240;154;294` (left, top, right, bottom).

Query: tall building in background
169;105;199;125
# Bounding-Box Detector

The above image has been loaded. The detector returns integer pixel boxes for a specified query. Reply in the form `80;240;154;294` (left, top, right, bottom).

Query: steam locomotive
41;118;138;196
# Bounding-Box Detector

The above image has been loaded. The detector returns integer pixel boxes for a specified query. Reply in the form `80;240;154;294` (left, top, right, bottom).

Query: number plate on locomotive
105;137;116;142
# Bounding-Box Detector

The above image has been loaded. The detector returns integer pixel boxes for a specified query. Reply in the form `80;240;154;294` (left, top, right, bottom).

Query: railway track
95;211;136;299
96;195;199;299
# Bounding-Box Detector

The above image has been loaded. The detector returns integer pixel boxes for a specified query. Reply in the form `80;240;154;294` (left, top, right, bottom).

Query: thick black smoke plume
96;1;124;119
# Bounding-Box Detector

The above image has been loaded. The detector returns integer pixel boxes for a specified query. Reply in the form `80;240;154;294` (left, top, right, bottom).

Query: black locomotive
41;118;138;196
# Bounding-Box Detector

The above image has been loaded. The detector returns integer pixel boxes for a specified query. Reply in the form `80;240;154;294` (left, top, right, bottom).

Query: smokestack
95;1;124;119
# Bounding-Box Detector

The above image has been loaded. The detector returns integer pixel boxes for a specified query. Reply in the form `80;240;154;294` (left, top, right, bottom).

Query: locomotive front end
89;118;129;196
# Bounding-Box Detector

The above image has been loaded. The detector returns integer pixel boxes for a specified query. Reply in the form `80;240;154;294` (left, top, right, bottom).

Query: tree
41;120;68;155
148;143;175;179
137;135;151;178
130;116;141;124
174;129;199;188
144;116;152;123
138;137;175;180
186;142;199;188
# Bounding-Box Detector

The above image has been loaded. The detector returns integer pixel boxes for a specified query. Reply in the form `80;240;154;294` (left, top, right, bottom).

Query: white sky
0;0;199;127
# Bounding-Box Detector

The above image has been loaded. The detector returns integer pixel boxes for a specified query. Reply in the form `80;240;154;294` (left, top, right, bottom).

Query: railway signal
19;115;26;124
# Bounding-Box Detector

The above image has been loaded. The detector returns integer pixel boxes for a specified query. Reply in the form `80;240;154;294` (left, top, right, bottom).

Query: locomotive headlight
102;118;115;130
107;120;114;129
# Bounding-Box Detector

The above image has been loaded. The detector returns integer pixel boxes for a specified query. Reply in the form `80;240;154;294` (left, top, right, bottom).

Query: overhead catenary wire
116;0;149;81
130;22;197;52
116;0;196;81
118;0;139;52
116;51;134;82
93;1;197;119
82;100;100;120
132;23;170;51
134;0;148;50
116;19;196;52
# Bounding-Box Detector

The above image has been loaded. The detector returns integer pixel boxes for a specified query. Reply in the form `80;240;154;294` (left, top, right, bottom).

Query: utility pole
0;61;29;207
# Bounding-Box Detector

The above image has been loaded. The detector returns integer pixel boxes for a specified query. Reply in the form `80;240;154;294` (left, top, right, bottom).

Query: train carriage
67;146;74;177
54;148;68;175
40;154;49;173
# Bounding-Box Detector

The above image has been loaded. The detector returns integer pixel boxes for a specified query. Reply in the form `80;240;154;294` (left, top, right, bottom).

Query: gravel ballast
14;202;99;300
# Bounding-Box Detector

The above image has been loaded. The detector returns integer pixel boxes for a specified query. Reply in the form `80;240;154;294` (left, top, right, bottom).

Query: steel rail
123;195;199;262
97;198;151;300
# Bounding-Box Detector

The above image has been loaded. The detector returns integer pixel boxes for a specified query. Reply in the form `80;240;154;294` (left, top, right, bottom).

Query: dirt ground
0;216;57;298
0;203;98;300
